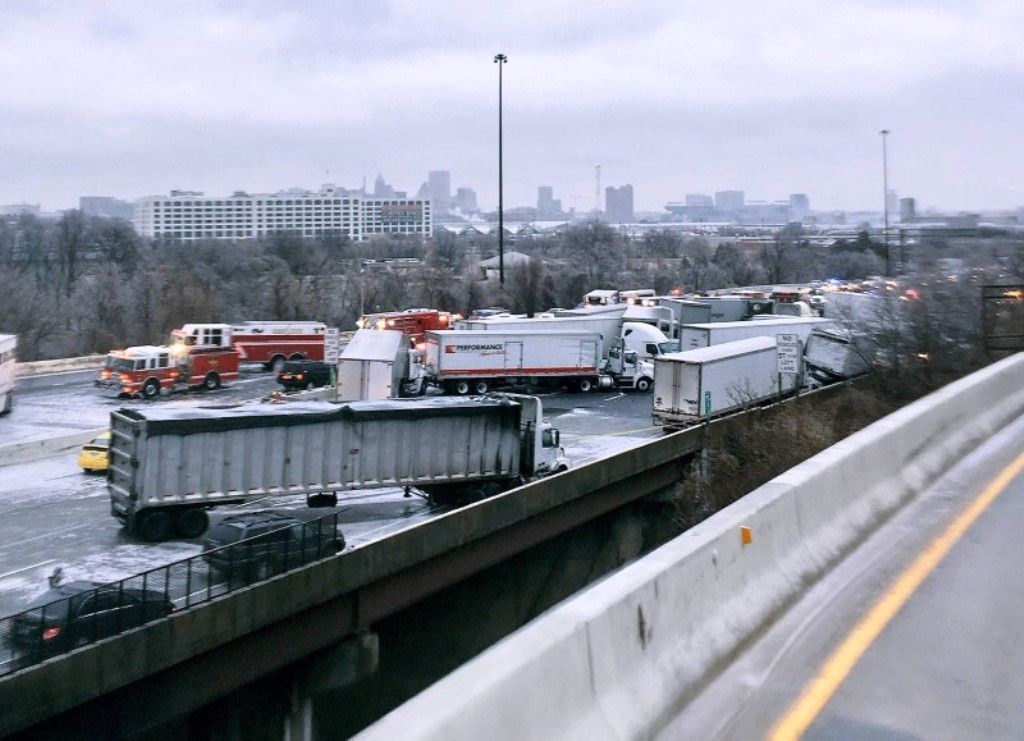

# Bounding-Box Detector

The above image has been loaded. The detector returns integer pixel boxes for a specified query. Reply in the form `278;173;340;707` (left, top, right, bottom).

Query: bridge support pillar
285;632;380;740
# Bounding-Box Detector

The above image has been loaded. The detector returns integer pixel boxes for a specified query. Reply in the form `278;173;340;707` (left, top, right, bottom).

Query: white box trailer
679;317;832;350
0;334;15;415
699;296;774;322
804;328;871;385
452;315;624;358
425;330;603;394
652;337;797;428
337;329;423;401
108;395;568;541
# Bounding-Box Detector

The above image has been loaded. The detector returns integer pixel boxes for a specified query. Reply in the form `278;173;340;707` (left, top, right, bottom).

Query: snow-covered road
0;388;660;618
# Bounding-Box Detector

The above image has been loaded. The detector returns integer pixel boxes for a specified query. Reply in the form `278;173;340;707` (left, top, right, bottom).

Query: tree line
0;211;1018;361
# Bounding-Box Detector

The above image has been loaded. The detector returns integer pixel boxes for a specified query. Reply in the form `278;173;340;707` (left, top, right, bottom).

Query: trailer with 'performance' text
425;329;603;394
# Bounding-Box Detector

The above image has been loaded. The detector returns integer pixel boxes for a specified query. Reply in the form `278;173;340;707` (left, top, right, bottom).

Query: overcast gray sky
2;0;1022;213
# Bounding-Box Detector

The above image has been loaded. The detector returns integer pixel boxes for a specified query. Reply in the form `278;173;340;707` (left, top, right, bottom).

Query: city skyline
2;2;1023;213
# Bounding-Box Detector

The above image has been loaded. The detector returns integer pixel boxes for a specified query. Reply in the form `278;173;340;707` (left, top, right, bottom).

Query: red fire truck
170;321;327;371
356;309;456;346
97;344;240;399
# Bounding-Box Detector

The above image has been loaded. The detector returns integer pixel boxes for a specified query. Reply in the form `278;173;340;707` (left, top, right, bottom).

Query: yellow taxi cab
78;432;112;473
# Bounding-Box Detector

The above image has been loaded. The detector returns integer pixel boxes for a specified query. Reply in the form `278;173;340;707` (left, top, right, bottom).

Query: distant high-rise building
455;187;478;213
899;197;916;222
80;196;134;220
605;184;634;222
714;190;745;212
427;170;452;213
373;174;396;198
133;186;431;242
788;193;810;219
685;194;714;208
537;186;563;218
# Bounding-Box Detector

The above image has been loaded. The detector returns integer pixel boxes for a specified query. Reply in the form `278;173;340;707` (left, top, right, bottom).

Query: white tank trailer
108;395;568;541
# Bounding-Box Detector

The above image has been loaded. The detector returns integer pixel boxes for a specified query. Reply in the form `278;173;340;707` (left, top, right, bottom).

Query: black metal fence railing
0;510;342;678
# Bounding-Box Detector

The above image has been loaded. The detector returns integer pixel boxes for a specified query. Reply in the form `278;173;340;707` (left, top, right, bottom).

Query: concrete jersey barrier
15;355;107;378
359;354;1024;740
0;428;107;468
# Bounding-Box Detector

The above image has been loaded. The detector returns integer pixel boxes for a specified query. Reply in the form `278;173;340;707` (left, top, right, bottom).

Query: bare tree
54;209;88;296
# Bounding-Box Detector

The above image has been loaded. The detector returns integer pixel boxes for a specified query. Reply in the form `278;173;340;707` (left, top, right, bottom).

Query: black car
277;360;332;390
202;511;344;581
6;581;174;657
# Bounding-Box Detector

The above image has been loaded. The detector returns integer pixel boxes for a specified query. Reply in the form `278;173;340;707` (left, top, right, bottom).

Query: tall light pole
494;53;507;284
879;128;891;275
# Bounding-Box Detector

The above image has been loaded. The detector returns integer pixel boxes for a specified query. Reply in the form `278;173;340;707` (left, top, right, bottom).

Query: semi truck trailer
452;315;624;358
679;317;831;349
803;329;871;386
425;330;603;394
108;395;568;541
337;329;424;401
652;337;798;429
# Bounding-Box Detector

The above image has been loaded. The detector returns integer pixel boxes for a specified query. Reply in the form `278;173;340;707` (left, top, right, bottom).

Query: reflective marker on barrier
740;526;753;546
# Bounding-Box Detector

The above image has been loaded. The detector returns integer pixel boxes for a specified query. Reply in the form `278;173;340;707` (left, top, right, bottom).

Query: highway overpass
4;355;1022;738
362;353;1024;740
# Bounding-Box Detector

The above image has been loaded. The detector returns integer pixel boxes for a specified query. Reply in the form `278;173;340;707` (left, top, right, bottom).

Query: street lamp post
494;53;507;285
879;128;891;275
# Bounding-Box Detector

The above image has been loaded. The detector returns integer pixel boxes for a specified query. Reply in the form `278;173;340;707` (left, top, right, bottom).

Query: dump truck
652;336;798;429
108;395;568;541
678;317;832;349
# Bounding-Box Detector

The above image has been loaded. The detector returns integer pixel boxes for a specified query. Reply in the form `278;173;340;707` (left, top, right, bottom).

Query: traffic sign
704;391;712;415
776;333;801;374
323;327;341;365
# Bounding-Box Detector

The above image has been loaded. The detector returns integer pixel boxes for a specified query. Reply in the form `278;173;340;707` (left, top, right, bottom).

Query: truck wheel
473;380;489;395
454;380;470;395
289;353;304;361
137;510;172;542
175;508;209;539
635;377;652;392
577;378;594;393
142;379;160;399
270;356;285;373
203;372;221;390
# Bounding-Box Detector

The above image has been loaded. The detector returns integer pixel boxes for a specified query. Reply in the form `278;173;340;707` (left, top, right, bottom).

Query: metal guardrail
0;511;342;678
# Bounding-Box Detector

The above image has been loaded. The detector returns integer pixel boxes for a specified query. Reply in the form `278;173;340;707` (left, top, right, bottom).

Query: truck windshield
542;428;560;448
105;357;134;372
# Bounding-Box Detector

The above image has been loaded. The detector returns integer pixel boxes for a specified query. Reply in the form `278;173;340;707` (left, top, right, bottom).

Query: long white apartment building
133;185;432;241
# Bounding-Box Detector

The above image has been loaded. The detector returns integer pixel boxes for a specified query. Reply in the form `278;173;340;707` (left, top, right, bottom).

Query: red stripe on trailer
437;366;598;376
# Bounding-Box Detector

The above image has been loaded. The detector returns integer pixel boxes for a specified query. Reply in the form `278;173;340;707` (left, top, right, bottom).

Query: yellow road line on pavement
770;446;1024;741
562;425;661;439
